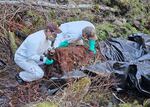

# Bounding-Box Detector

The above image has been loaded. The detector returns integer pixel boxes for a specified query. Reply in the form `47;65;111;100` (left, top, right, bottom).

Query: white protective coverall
53;21;95;48
14;30;52;82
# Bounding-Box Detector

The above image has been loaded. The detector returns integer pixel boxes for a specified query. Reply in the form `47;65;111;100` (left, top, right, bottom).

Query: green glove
58;40;69;48
44;58;54;65
89;39;96;54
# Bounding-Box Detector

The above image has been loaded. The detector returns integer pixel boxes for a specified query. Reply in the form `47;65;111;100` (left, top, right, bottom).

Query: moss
142;28;150;34
21;26;32;35
95;21;143;40
58;77;91;106
141;18;147;26
143;99;150;107
94;4;100;13
98;0;146;19
72;77;91;93
66;16;80;22
115;0;145;19
119;100;142;107
115;23;140;38
27;10;45;30
48;10;57;19
119;0;130;6
126;0;145;19
123;23;139;33
84;91;110;106
36;101;58;107
8;31;18;55
96;22;118;40
79;12;95;22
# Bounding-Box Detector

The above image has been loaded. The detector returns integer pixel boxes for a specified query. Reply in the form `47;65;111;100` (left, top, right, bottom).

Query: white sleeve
59;24;67;34
53;33;65;48
26;38;41;63
28;55;41;62
66;33;81;43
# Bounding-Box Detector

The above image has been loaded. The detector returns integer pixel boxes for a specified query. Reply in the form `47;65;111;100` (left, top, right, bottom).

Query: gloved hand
44;58;54;65
58;40;69;48
89;39;96;54
41;56;54;65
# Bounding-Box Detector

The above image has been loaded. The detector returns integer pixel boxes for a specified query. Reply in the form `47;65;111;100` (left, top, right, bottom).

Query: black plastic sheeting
83;33;150;97
46;33;150;97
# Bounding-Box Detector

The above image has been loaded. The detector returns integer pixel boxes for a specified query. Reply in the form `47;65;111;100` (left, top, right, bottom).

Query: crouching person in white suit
14;22;61;85
54;21;97;54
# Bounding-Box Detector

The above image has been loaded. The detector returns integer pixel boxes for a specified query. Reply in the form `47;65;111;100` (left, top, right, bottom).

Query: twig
112;92;125;103
9;7;22;21
80;101;93;107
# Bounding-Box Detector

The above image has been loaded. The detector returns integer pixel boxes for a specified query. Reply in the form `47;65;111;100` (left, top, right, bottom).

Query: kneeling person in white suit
14;22;61;85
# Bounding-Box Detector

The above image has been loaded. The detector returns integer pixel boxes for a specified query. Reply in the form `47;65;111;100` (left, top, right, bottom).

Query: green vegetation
95;21;141;40
36;101;58;107
72;77;91;93
8;31;18;55
119;101;142;107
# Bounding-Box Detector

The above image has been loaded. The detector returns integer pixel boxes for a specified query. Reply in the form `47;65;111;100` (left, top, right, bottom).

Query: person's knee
35;69;44;79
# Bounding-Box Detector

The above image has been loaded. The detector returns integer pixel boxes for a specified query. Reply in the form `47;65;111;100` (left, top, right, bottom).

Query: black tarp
82;33;150;97
48;33;150;97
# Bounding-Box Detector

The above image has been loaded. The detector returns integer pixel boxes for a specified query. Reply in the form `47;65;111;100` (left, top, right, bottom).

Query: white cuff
42;56;47;63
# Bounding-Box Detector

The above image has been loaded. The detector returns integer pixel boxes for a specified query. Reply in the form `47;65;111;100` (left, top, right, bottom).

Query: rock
113;20;124;26
133;20;141;29
50;0;57;4
145;21;150;30
113;18;126;26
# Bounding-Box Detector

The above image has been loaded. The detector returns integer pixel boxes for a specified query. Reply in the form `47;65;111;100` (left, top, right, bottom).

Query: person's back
59;21;95;38
54;21;95;48
14;30;48;61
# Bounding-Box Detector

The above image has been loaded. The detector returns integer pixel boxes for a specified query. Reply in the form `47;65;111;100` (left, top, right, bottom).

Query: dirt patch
45;45;103;78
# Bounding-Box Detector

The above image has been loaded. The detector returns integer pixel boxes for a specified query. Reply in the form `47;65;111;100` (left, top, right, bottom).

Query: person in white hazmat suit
54;21;97;54
14;22;61;85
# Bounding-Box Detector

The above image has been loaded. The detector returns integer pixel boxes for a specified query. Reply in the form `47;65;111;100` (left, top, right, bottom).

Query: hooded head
82;26;96;40
45;22;62;40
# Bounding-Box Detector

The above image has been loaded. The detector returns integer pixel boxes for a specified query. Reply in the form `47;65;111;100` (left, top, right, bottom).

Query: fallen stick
0;0;117;12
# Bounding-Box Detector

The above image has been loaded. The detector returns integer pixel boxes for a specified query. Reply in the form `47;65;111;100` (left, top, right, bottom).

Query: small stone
113;20;123;26
50;0;57;4
133;20;141;29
